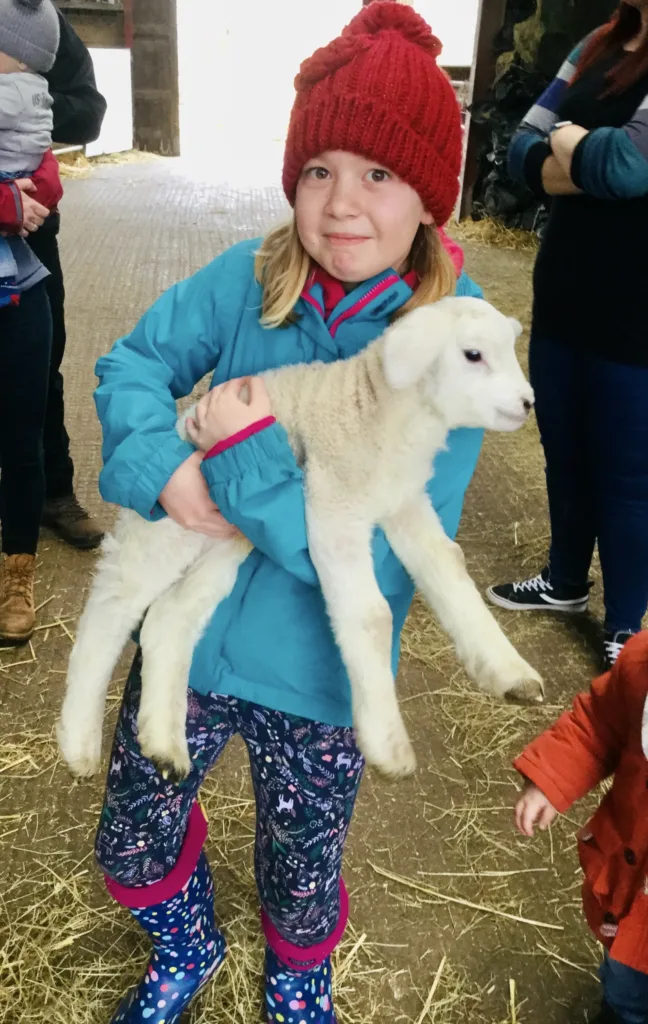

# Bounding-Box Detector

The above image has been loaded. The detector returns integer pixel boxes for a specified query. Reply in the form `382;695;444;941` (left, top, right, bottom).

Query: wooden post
457;0;507;220
131;0;180;155
123;0;134;49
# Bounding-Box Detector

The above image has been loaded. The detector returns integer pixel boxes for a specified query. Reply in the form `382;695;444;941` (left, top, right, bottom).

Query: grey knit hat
0;0;60;73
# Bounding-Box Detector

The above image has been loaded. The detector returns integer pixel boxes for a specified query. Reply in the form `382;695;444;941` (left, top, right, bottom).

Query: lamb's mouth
496;408;528;427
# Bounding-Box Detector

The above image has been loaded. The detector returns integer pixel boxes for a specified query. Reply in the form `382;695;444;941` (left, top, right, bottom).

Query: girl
0;0;62;644
92;4;485;1022
487;1;648;670
514;632;648;1024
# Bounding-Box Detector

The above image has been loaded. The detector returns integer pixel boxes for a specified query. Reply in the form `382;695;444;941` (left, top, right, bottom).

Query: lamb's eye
464;349;483;363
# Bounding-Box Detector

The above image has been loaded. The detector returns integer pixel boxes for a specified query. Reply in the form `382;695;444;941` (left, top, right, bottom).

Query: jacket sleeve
94;261;225;519
0;152;62;233
513;660;631;813
30;150;63;211
507;35;591;196
0;181;23;232
571;90;648;199
46;11;107;145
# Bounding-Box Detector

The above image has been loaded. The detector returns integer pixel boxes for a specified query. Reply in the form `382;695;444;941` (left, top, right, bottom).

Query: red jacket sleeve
0;180;24;232
513;660;630;813
30;150;63;211
0;152;63;233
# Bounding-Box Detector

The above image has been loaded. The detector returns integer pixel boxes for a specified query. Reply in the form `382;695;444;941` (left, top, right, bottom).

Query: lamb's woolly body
58;297;543;781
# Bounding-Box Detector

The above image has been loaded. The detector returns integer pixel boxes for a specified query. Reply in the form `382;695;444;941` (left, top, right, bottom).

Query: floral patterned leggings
96;653;364;946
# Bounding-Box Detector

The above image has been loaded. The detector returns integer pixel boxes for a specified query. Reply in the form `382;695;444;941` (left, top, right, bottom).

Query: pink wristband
203;416;276;460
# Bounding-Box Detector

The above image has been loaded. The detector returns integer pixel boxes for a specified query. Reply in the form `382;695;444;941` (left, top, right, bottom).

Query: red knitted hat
283;0;463;227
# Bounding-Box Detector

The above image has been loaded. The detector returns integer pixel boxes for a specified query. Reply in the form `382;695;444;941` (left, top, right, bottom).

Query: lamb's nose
523;398;533;412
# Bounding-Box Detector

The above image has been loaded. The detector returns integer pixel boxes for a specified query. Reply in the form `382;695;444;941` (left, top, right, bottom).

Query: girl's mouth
325;234;370;245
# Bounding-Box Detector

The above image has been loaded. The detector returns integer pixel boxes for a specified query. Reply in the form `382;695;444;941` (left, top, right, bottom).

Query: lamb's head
382;297;534;432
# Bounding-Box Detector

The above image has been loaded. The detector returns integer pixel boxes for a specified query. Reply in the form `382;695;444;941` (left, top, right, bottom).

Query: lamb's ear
508;317;523;340
382;307;449;390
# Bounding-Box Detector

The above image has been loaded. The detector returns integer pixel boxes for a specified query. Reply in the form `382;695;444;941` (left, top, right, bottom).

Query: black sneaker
486;567;590;613
603;631;636;671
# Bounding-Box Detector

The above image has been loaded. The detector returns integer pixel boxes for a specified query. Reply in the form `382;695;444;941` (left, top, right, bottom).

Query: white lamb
57;297;543;782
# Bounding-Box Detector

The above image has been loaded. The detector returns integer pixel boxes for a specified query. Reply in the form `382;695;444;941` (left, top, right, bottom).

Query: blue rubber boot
265;945;335;1023
107;805;226;1023
262;879;348;1024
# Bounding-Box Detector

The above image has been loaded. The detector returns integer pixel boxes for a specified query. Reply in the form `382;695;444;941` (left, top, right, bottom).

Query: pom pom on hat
345;0;443;58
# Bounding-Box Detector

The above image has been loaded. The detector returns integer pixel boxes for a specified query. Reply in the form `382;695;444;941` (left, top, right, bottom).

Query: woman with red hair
488;2;648;673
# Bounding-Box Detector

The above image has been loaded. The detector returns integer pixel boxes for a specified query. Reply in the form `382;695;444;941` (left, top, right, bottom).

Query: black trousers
27;215;75;499
0;282;53;554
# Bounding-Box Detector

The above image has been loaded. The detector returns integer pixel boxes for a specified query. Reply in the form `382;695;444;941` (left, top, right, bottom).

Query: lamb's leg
57;518;206;778
383;495;544;703
306;505;416;778
137;534;252;779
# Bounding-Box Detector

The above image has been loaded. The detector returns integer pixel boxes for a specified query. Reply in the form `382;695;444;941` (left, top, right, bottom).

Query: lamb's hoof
477;656;545;705
150;757;191;784
138;717;192;782
504;675;545;705
56;719;101;779
356;718;417;780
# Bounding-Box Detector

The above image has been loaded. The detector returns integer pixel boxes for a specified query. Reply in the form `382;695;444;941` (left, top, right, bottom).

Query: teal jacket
95;239;484;727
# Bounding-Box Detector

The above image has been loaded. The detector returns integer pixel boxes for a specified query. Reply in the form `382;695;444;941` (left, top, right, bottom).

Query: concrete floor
0;158;606;1024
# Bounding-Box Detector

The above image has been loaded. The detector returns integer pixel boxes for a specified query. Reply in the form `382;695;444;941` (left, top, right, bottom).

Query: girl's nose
325;180;360;218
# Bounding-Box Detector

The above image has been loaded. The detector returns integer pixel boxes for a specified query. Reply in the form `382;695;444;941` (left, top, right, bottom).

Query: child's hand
159;451;243;539
186;377;272;452
514;783;558;837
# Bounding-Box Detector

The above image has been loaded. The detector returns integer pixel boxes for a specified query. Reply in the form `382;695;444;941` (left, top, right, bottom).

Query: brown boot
42;495;104;550
0;555;36;645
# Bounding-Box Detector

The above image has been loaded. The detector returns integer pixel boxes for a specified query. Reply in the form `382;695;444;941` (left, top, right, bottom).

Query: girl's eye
304;166;330;180
464;350;483;363
367;168;391;183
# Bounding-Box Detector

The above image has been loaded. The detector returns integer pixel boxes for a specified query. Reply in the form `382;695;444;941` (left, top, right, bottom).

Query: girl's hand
186;377;272;453
159;451;242;539
515;783;558;837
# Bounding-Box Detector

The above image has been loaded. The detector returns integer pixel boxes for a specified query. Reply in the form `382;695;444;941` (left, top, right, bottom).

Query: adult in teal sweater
91;6;485;1023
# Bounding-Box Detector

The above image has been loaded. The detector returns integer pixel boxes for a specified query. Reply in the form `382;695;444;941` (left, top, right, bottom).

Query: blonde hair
254;217;456;329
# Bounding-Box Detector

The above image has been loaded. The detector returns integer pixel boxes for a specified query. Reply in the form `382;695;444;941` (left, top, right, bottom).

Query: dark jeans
0;282;53;554
96;654;364;946
27;215;75;500
600;952;648;1024
529;335;648;633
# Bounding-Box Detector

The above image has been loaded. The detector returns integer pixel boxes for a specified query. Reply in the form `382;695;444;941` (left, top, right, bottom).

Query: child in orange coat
514;633;648;1024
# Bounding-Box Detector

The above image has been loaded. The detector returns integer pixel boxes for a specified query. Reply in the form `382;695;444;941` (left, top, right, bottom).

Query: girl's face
295;151;433;284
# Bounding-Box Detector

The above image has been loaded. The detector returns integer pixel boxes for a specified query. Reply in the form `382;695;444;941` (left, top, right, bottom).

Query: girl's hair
572;2;648;95
254;219;456;329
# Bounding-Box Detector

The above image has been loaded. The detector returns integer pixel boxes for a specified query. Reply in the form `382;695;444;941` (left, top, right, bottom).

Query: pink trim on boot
104;801;208;909
261;879;349;972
